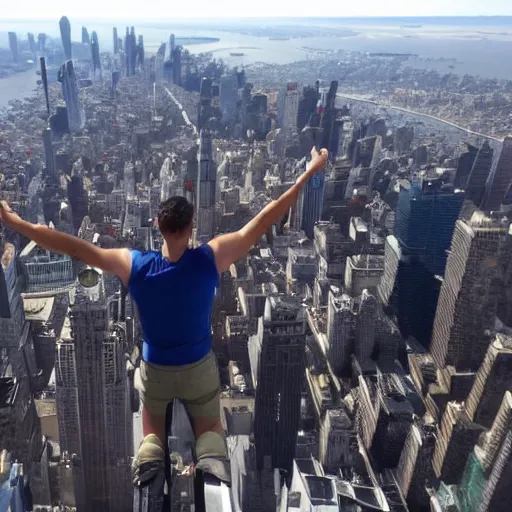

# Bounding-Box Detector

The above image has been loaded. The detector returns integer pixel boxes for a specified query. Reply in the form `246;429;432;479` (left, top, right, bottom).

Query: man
0;146;328;486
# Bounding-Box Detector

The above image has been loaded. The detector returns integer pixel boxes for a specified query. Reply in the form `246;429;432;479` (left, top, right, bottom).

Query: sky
2;0;512;20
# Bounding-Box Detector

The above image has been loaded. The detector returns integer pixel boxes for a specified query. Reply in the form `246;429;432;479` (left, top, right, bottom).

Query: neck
162;237;188;263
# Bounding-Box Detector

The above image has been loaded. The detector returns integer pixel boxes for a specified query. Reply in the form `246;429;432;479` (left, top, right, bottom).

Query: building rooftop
305;475;336;503
349;254;385;269
0;378;17;408
23;296;55;323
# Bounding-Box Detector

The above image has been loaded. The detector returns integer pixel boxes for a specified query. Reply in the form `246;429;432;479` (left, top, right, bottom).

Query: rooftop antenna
40;57;50;120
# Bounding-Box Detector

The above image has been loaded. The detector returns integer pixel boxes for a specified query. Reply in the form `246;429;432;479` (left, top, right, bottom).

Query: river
2;18;512;108
0;66;40;108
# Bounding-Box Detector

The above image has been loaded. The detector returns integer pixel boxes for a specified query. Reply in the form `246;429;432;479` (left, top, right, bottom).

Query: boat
230;52;245;57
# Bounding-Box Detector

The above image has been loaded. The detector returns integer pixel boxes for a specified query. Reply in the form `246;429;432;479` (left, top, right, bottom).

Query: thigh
135;360;177;416
177;352;221;419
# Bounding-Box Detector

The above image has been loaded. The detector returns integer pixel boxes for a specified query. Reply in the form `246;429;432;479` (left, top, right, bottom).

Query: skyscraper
395;178;464;277
250;296;306;472
279;82;300;138
395;424;436;510
326;287;354;374
67;175;89;231
219;73;239;123
196;130;217;243
91;31;101;74
465;140;494;208
59;16;72;61
55;271;133;510
0;244;43;468
465;334;512;429
8;32;19;62
171;46;182;86
320;80;339;156
392;178;464;347
124;27;137;76
37;33;47;54
129;27;137;74
301;167;325;239
483;136;512;211
42;128;56;177
27;32;37;55
137;35;145;69
467;391;512;511
198;77;213;129
124;27;131;74
154;43;165;83
113;27;119;54
454;143;478;189
355;289;377;362
297;85;319;132
58;60;85;132
430;213;508;371
81;27;90;45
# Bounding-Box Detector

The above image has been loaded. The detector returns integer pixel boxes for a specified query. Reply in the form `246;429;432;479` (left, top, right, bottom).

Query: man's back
129;245;219;366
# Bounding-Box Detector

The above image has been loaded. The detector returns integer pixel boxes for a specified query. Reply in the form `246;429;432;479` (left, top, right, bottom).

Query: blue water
1;16;512;106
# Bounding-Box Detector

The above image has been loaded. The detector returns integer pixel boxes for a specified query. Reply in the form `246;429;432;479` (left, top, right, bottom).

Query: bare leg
192;416;224;440
142;404;166;444
133;405;167;486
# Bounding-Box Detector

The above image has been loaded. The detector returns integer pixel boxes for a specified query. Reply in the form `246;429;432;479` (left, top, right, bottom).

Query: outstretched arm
0;201;132;287
209;147;328;273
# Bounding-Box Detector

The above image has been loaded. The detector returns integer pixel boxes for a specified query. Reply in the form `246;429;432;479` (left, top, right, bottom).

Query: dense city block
1;15;512;512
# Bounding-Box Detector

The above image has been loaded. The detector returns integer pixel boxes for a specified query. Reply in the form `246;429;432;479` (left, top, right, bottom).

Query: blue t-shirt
128;245;219;366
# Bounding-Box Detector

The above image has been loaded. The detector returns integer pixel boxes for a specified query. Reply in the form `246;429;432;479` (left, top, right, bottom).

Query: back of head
158;196;194;236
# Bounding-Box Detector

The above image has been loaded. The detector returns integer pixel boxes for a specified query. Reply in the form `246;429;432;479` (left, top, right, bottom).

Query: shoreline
0;66;39;109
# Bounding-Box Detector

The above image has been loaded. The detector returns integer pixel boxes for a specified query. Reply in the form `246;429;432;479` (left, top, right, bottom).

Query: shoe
132;434;165;487
194;431;231;486
196;457;231;486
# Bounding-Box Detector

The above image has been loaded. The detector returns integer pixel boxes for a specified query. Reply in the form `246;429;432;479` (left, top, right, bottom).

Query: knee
195;431;227;460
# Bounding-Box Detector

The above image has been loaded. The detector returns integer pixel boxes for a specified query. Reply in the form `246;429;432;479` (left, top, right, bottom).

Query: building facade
55;273;132;511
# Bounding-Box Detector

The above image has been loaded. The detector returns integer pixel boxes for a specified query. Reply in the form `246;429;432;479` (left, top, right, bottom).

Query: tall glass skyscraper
58;61;85;132
59;16;72;61
301;170;325;239
219;74;239;123
395;178;464;276
392;178;464;348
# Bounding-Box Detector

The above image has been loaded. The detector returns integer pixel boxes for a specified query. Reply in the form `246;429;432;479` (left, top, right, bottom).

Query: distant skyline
2;0;512;20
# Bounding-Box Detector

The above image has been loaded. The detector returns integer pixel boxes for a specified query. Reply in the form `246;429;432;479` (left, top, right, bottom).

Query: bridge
336;92;504;143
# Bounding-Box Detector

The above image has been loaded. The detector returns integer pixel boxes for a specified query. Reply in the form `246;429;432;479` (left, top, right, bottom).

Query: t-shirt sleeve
128;250;144;285
198;244;220;283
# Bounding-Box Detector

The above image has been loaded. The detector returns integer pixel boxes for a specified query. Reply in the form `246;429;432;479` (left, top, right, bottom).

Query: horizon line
3;14;512;21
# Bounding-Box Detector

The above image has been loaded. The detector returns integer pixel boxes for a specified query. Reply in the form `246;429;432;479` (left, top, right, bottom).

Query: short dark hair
157;196;194;235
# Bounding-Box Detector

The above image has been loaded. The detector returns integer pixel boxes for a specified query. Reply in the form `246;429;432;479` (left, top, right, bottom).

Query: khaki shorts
134;351;221;418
